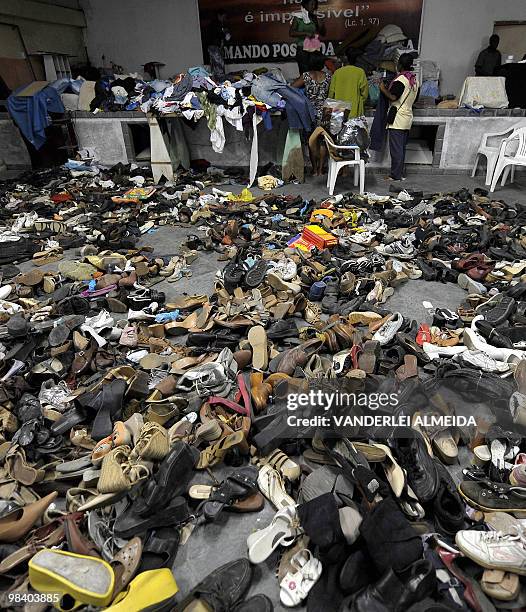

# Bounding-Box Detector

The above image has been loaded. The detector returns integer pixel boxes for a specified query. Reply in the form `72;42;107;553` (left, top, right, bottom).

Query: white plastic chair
324;135;365;196
471;126;519;186
490;127;526;192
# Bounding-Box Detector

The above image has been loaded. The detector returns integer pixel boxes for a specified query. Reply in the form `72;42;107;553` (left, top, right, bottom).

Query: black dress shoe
472;319;513;349
388;427;439;503
350;560;436;611
174;559;253;611
114;496;190;539
135;442;200;515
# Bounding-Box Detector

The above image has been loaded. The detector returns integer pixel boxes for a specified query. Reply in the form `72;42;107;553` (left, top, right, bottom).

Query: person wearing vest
379;54;419;181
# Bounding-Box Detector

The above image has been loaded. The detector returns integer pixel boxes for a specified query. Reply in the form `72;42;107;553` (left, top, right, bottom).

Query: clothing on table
387;74;418;131
328;65;369;118
251;72;315;131
388;129;409;180
7;85;65;149
303;71;331;124
475;47;502;76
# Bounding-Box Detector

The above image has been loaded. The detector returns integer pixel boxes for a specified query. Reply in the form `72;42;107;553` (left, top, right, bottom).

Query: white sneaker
349;231;375;246
373;313;404;345
375;239;415;260
460;349;510;373
455;529;526;575
365;220;387;234
464;323;526;362
268;258;297;281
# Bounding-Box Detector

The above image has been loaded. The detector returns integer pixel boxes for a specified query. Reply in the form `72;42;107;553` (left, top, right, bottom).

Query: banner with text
198;0;424;63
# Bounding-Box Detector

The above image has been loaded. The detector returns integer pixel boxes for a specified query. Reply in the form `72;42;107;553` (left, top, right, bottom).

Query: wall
79;0;203;77
0;0;86;69
419;0;526;95
80;0;526;95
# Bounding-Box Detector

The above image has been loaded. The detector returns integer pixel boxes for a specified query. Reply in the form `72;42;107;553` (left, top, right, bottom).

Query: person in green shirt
328;48;369;118
290;0;326;76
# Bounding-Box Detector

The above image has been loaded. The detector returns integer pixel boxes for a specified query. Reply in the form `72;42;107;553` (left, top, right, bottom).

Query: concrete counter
2;108;526;173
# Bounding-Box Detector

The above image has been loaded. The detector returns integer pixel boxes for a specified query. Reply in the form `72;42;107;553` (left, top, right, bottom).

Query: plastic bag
329;110;345;135
336;117;370;150
368;83;380;107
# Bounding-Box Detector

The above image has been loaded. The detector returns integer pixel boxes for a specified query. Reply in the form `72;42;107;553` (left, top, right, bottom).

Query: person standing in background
292;53;331;175
290;0;326;76
379;53;419;182
328;48;368;118
475;35;502;76
205;11;231;78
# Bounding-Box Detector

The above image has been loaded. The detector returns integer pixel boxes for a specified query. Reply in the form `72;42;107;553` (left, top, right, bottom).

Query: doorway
494;22;526;63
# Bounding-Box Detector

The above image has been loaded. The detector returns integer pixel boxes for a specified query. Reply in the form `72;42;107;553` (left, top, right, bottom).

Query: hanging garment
370;91;389;151
7;85;65;149
282;129;304;182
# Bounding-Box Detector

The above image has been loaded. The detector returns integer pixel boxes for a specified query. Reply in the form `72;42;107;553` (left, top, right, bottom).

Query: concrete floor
7;169;526;609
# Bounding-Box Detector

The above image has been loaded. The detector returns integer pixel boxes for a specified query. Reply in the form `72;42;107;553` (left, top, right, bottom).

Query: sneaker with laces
375;238;416;260
455;528;526;575
373;312;404;345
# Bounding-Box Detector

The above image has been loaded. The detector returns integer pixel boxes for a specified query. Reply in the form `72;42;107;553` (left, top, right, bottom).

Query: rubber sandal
247;505;302;564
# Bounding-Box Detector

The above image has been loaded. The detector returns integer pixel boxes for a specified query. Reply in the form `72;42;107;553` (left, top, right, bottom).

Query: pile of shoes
3;162;526;610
